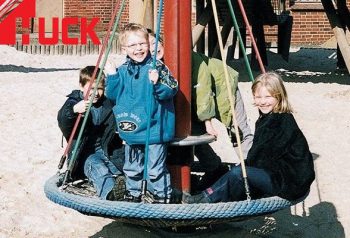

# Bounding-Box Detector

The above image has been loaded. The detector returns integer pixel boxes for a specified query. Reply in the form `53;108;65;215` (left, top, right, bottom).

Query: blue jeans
204;166;276;202
84;149;122;199
124;143;172;198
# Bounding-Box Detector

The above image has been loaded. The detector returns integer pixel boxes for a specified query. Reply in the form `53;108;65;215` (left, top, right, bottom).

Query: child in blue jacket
105;23;178;203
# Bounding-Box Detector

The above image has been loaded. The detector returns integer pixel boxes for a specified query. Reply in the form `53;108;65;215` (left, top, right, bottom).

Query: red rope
59;0;122;169
236;0;266;73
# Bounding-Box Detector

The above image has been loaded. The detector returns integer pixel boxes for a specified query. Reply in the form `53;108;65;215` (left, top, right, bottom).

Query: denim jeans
124;143;172;198
204;166;276;202
84;149;122;199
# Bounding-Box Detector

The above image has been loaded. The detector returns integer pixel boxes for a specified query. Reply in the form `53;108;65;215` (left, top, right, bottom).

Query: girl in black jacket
183;72;315;203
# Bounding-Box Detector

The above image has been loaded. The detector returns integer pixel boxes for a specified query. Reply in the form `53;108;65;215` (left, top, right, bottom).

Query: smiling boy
105;23;178;203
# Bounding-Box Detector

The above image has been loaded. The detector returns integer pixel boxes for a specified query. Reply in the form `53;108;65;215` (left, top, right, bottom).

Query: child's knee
229;166;243;178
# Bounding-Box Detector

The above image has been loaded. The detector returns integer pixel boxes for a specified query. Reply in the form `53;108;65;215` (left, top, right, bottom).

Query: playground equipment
321;0;350;73
44;0;308;228
193;0;293;68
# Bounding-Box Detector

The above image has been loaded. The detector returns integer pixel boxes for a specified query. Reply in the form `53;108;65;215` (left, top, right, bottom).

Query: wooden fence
12;34;121;55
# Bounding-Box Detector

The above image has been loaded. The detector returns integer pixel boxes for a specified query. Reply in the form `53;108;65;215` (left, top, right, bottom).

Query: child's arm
104;60;117;76
73;100;89;114
57;98;81;140
194;57;216;122
152;62;178;100
148;69;159;84
104;60;122;101
204;119;218;137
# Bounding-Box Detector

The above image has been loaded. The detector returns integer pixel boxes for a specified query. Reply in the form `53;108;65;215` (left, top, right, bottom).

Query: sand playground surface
0;44;349;238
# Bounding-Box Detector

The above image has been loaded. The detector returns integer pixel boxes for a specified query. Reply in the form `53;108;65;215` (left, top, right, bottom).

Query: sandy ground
0;45;349;238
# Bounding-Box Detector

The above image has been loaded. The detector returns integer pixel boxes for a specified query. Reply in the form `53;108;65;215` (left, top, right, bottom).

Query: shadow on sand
90;152;344;237
89;201;344;238
0;64;78;73
47;125;338;237
229;47;349;85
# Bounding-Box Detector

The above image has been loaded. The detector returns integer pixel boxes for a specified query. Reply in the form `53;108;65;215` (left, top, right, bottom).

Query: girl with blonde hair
183;72;315;203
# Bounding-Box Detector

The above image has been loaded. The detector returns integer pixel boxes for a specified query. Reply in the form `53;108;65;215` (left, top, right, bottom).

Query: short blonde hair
119;23;149;46
252;71;293;113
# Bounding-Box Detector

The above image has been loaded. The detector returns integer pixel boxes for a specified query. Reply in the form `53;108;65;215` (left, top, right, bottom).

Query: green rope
226;0;254;82
66;0;126;178
142;0;164;197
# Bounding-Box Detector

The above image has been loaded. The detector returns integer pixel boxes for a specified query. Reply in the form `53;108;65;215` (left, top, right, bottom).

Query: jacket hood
67;90;83;100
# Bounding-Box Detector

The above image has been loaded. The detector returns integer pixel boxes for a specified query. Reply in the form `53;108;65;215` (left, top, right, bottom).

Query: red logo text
0;0;101;45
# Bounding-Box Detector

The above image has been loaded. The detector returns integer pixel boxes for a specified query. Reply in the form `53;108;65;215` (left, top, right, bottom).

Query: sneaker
106;175;126;201
143;191;171;204
170;188;183;204
124;191;141;203
182;192;209;204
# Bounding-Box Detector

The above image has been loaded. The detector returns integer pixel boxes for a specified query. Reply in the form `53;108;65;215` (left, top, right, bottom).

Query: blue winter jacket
106;54;178;145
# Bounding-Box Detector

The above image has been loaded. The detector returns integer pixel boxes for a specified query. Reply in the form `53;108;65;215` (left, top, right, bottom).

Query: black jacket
57;90;124;178
246;112;315;200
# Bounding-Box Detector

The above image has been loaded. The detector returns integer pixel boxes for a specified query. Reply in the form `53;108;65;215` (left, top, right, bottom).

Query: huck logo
0;0;101;45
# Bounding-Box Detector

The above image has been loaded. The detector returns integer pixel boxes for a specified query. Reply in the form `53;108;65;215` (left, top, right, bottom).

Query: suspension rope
141;0;164;199
225;0;254;82
210;0;251;201
235;0;266;73
60;0;126;185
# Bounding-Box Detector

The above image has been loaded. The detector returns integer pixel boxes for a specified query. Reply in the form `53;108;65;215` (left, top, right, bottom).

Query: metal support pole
164;0;192;193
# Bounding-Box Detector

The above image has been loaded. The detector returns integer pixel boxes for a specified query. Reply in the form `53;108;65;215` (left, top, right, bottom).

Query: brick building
40;0;345;46
264;0;349;45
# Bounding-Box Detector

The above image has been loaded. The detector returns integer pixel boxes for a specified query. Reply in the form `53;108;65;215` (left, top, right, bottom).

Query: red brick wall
291;10;332;45
264;2;335;46
63;0;129;32
289;2;334;45
264;0;350;45
192;1;347;46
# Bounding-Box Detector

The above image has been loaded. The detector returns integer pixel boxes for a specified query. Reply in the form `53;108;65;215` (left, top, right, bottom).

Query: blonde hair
252;71;293;113
119;23;149;46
